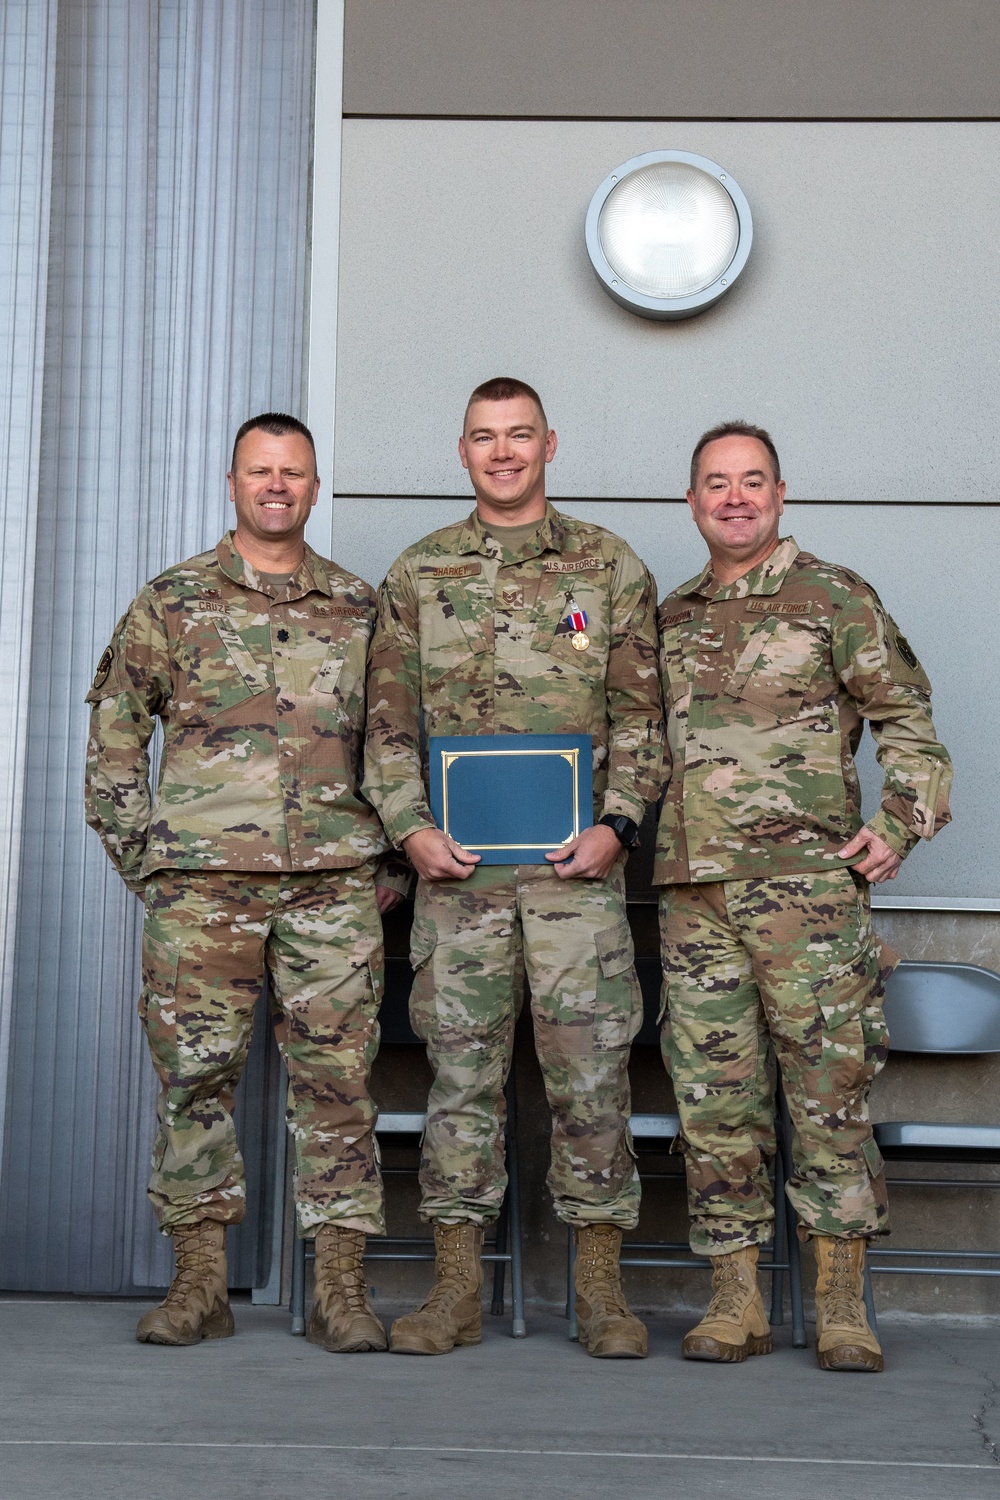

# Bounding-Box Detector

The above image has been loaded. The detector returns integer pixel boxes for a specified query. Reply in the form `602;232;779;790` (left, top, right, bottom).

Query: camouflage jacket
85;533;395;892
655;537;953;884
363;504;663;846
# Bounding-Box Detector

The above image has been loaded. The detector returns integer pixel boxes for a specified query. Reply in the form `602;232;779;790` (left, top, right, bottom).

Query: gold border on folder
440;747;580;851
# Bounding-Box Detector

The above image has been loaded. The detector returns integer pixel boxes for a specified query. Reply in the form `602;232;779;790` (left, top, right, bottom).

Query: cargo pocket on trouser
141;930;178;1180
139;932;180;1056
811;940;882;1092
593;917;644;1052
807;940;888;1226
406;916;438;1044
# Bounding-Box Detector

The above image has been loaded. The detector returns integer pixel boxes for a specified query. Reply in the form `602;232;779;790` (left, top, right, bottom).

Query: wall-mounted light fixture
585;150;753;320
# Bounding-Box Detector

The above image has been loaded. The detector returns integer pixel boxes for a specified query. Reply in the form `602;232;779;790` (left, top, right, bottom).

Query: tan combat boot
813;1235;883;1372
136;1219;234;1345
682;1246;772;1362
574;1224;648;1359
306;1225;387;1353
389;1223;483;1355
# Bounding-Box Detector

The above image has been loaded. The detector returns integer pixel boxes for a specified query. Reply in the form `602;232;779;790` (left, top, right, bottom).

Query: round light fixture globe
585;150;753;320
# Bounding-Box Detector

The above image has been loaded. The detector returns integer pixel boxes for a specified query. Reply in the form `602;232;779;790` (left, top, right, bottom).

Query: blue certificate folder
429;734;593;865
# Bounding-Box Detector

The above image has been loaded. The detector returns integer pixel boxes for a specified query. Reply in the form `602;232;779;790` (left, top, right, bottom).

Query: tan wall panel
344;1;1000;120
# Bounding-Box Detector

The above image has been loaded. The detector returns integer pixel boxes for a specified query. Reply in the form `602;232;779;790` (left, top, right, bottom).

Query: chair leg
503;1072;527;1338
566;1226;579;1341
290;1232;306;1336
769;1148;787;1326
777;1075;807;1348
491;1197;509;1316
863;1252;879;1336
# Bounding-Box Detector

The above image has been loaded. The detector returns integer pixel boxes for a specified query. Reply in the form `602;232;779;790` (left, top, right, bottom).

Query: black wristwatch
598;814;641;848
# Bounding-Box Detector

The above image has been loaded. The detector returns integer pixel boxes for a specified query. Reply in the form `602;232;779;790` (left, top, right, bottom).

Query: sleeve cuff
385;806;438;850
866;811;918;859
374;853;414;898
601;791;647;825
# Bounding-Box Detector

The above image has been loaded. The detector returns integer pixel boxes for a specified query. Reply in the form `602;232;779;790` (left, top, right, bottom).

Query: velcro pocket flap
408;917;438;971
141;934;180;1001
811;942;879;1031
314;633;352;694
595;918;636;979
213;617;270;695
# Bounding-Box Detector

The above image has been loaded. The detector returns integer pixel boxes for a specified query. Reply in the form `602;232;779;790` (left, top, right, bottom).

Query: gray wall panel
0;0;56;1183
335;120;1000;503
0;0;314;1294
331;495;989;902
344;1;1000;120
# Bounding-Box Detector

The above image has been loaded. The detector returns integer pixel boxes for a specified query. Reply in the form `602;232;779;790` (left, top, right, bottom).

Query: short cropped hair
231;412;317;472
689;420;781;490
464;377;548;430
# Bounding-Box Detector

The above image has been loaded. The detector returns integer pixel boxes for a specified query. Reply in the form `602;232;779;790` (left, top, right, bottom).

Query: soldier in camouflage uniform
364;378;663;1357
85;413;408;1352
657;421;952;1372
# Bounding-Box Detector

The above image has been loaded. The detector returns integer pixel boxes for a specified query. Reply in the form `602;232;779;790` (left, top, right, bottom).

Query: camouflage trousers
140;868;384;1238
410;858;643;1228
659;870;891;1255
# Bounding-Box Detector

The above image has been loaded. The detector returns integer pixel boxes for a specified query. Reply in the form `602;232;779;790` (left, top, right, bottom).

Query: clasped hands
402;823;622;883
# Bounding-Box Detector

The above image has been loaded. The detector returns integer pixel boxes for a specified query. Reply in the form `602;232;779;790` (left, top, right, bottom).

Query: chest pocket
313;619;369;696
660;623;694;704
213;616;270;694
443;583;491;656
725;615;825;721
532;571;609;671
419;577;492;678
172;611;270;722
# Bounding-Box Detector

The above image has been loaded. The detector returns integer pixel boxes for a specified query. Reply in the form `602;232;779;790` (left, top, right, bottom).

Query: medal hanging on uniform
566;596;589;652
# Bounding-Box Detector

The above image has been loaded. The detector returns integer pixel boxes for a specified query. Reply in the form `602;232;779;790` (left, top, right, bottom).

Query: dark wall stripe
344;1;1000;121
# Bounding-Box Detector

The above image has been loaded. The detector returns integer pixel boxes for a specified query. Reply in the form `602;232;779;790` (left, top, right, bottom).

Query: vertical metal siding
0;0;57;1223
0;0;315;1293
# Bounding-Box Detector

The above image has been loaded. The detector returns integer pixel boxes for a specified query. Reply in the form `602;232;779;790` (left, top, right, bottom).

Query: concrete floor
1;1298;999;1500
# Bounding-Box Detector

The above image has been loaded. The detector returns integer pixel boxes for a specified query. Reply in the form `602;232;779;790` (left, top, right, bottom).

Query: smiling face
687;434;786;583
458;395;557;526
227;428;319;563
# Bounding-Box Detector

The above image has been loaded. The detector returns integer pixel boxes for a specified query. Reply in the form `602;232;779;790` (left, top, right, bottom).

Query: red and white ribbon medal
566;597;589;652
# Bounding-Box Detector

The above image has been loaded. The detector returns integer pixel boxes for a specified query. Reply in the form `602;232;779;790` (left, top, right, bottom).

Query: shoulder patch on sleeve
894;632;918;670
93;646;114;690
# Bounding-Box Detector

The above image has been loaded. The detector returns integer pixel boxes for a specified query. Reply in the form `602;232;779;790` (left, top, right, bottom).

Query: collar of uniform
691;535;801;602
214;532;333;599
455;502;567;559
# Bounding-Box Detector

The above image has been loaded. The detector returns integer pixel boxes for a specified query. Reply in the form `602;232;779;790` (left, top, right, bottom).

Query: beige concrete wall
320;6;1000;1320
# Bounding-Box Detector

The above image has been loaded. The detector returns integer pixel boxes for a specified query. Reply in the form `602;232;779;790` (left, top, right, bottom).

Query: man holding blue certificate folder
364;378;663;1357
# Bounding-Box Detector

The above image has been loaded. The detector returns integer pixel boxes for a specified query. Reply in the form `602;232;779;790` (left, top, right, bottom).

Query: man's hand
376;885;404;915
402;827;481;882
545;823;622;881
837;827;903;883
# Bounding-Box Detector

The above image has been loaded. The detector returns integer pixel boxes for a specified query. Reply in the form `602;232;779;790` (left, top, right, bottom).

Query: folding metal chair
565;956;806;1345
290;954;526;1338
867;960;1000;1299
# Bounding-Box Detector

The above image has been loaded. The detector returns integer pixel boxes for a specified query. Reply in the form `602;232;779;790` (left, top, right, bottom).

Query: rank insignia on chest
566;598;589;651
501;584;524;609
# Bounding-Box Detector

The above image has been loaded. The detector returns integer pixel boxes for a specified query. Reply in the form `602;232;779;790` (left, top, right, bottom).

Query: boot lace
822;1240;868;1332
162;1223;214;1306
316;1230;369;1313
576;1224;619;1282
704;1257;752;1322
577;1227;631;1317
